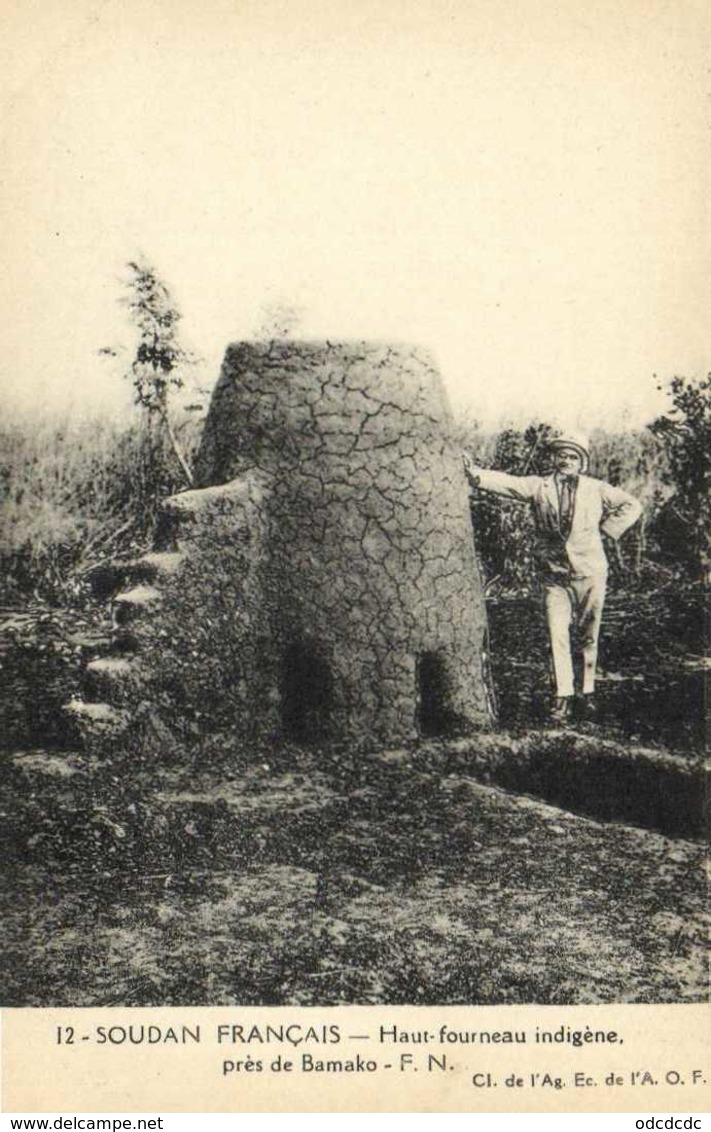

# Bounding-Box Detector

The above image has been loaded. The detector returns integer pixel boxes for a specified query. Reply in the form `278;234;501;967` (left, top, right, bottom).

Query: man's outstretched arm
463;453;541;502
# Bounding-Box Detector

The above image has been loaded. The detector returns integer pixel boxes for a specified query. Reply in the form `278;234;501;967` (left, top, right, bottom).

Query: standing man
464;432;642;723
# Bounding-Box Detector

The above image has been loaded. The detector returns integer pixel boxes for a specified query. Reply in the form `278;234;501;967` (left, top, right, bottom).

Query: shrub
0;411;202;605
648;375;711;580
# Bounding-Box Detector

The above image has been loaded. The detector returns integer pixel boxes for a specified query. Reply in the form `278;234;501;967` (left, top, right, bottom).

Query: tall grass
0;403;683;607
0;410;203;605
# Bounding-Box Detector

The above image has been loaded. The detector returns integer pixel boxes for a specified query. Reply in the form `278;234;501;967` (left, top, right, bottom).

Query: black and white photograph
1;0;707;1058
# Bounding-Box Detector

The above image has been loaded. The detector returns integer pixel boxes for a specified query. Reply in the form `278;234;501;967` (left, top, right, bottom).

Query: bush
648;375;711;580
0;411;202;605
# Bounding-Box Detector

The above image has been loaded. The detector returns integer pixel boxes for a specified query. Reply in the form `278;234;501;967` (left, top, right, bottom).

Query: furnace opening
281;641;334;741
417;651;452;737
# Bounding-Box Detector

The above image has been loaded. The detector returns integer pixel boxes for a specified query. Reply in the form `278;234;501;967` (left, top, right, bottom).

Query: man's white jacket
471;468;643;580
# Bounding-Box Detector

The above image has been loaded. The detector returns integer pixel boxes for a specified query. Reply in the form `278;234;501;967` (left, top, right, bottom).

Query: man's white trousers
543;574;607;698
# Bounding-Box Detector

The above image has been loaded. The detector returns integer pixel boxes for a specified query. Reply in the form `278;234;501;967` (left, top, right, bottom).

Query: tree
648;374;711;580
103;258;196;485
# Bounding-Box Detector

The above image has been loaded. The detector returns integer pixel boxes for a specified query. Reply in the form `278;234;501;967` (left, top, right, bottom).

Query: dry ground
2;586;707;1006
2;740;706;1007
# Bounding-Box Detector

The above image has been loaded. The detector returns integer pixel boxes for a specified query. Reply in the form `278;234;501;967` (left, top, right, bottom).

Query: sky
1;0;708;429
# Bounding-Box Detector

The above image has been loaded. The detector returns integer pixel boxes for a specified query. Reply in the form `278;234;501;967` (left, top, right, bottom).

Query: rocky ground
2;735;707;1007
1;586;707;1007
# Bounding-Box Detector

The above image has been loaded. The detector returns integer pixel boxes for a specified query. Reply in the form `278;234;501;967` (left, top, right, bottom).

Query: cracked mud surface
129;341;489;751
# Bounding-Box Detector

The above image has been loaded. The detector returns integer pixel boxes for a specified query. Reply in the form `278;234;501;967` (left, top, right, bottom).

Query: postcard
1;0;708;1115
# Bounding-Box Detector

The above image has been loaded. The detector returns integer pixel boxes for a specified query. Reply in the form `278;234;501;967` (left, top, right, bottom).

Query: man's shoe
549;697;574;724
577;694;599;722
